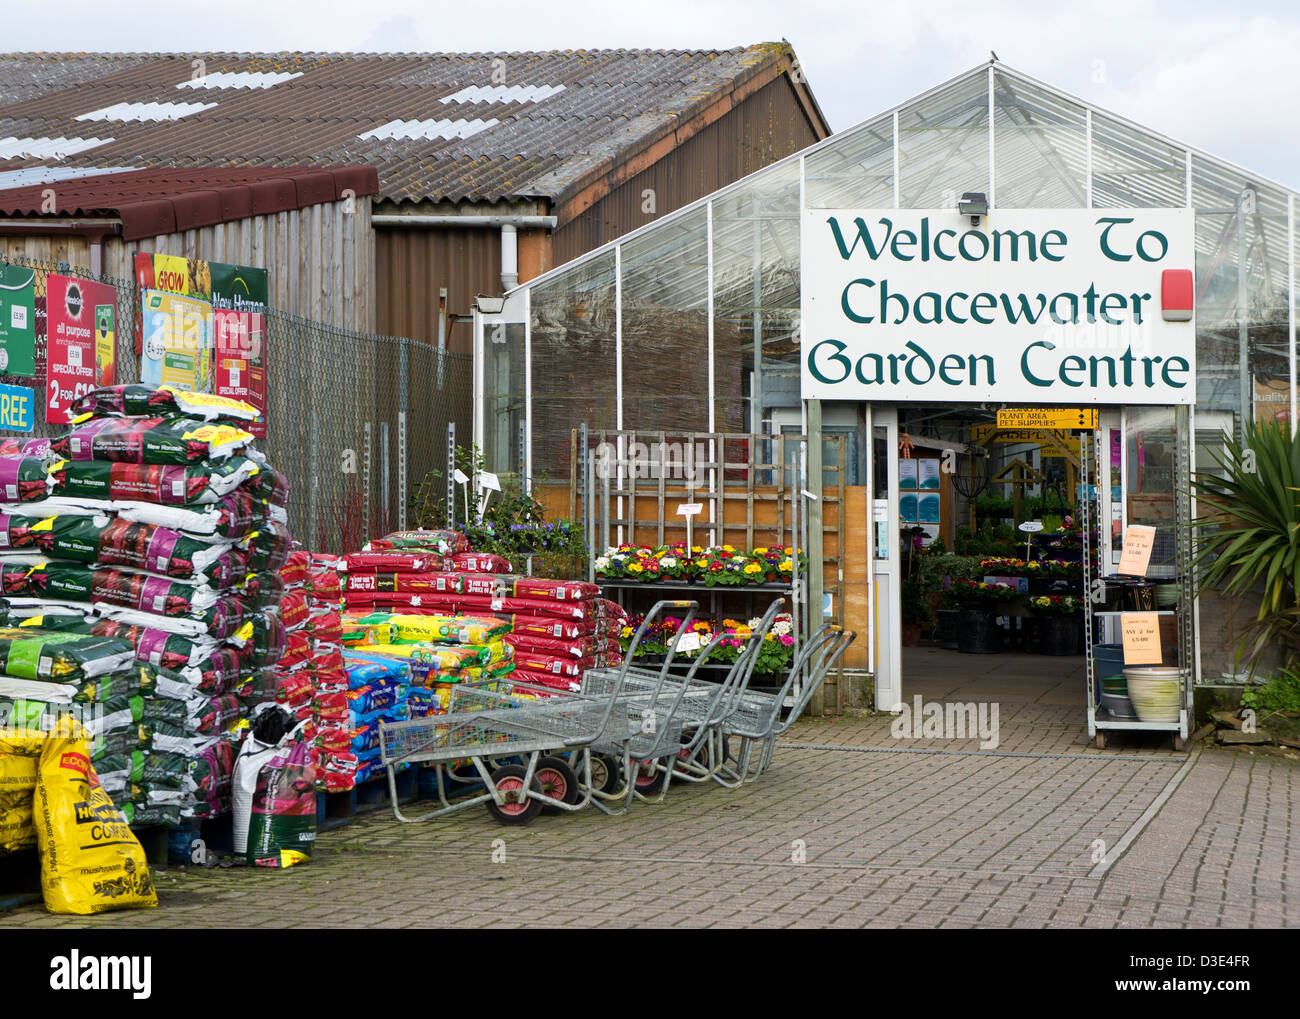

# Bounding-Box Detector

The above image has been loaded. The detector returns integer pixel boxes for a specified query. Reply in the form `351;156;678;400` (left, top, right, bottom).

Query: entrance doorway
866;403;1185;712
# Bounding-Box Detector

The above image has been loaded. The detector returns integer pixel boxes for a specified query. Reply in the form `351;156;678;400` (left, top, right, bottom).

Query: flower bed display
616;613;797;674
595;544;806;587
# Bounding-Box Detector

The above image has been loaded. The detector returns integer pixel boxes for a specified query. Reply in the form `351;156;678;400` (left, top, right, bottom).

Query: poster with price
0;263;36;377
46;275;116;424
211;262;268;438
141;289;212;391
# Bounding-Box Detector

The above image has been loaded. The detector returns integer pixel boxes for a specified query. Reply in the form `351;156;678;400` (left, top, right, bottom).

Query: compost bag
48;456;259;505
70;385;260;424
232;706;316;867
34;728;157;914
0;627;135;681
32;515;237;584
53;417;254;465
0;456;54;503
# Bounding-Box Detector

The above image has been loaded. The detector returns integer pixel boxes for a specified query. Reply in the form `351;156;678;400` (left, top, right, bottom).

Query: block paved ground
1;698;1294;929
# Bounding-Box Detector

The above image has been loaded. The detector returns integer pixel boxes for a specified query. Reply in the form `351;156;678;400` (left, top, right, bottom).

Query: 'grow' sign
800;209;1195;404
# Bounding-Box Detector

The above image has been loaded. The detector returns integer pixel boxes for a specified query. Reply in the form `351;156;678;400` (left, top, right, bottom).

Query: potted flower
951;578;1020;654
1027;594;1083;655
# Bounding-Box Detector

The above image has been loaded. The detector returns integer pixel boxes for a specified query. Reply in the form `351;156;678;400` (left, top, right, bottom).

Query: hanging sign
1117;524;1157;577
1121;611;1163;665
997;407;1097;430
801;209;1196;404
0;264;36;377
46;275;116;424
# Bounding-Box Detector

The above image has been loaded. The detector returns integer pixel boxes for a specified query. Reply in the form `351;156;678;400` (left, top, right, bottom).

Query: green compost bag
0;627;135;682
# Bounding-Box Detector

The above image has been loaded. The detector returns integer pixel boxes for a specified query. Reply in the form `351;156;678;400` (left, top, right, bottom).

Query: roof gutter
372;214;557;291
371;215;557;229
0;218;123;275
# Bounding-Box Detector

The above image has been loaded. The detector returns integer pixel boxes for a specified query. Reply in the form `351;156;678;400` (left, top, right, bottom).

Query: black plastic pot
1036;614;1082;656
936;609;960;650
957;607;1003;654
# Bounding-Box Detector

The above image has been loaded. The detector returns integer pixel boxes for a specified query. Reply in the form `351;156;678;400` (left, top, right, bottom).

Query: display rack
1082;408;1193;750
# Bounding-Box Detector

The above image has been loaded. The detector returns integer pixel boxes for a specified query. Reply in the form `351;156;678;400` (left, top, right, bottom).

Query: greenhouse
473;59;1298;737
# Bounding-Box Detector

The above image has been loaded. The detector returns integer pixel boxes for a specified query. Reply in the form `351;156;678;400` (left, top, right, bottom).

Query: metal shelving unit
1083;408;1193;750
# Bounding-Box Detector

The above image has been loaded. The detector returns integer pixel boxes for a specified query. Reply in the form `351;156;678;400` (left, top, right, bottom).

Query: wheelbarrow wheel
588;753;621;795
634;758;667;796
486;764;543;825
536;755;580;815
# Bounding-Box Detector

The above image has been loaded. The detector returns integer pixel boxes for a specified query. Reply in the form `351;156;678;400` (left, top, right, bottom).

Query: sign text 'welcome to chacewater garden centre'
800;209;1196;404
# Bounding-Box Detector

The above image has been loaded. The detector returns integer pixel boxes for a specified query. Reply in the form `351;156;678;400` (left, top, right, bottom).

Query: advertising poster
0;264;36;377
133;252;196;354
47;275;116;424
141;289;212;391
211;262;269;438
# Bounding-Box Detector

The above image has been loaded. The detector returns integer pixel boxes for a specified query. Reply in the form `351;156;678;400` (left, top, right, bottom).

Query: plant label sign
1121;611;1162;665
1117;524;1157;577
676;503;703;517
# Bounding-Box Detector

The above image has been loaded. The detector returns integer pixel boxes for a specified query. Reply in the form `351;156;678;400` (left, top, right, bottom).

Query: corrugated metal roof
0;46;799;204
0;164;379;240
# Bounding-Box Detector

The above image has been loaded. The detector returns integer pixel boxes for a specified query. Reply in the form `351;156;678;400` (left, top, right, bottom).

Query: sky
7;0;1300;190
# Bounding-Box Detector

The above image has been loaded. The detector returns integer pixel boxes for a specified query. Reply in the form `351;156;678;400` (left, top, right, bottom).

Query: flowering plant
596;543;806;587
1027;594;1082;615
951;577;1021;604
618;613;797;674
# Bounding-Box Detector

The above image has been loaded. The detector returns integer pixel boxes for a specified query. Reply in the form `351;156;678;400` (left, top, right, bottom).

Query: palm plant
1193;420;1300;675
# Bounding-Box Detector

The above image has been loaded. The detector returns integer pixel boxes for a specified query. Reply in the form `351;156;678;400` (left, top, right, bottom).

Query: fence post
381;420;390;536
446;421;456;530
398;337;408;531
362;421;372;544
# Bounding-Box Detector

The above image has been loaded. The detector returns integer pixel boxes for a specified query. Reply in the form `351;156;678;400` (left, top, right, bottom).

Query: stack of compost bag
0;384;294;828
341;529;626;694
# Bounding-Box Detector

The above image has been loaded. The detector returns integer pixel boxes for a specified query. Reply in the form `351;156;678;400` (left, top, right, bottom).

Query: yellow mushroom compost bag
1;800;34;852
34;727;157;914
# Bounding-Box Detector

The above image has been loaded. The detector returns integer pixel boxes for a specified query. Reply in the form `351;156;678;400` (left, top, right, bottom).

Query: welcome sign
801;209;1196;404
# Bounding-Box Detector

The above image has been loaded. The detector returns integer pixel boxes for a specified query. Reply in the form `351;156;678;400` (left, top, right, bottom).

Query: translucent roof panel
803;111;893;209
992;70;1088;208
1090;110;1187;209
898;71;989;208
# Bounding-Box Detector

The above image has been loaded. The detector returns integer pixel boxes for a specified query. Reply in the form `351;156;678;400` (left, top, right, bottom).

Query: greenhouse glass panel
1191;157;1291;429
1090;111;1185;209
803;112;894;209
621;205;710;435
529;250;617;481
482;322;525;478
992;71;1087;208
711;161;801;433
898;71;989;209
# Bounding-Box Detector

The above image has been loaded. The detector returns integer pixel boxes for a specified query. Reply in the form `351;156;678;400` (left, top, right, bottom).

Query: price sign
1121;611;1163;665
1117;524;1157;577
676;503;703;517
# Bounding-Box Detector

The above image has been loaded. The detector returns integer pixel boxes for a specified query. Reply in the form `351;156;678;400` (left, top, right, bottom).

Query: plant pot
1123;667;1181;723
1036;614;1082;655
957;607;1003;654
902;621;922;647
936;609;960;650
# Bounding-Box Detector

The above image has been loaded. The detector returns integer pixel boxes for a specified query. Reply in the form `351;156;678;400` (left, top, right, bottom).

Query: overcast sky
9;0;1299;190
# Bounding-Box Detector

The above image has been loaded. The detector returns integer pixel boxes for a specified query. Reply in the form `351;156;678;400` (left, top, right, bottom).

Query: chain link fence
0;254;472;553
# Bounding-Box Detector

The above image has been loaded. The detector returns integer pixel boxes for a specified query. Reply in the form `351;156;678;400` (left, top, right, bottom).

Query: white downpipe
500;224;519;291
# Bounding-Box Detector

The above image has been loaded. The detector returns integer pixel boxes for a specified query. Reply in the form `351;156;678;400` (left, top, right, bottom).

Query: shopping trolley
579;598;787;806
714;624;857;787
377;600;700;824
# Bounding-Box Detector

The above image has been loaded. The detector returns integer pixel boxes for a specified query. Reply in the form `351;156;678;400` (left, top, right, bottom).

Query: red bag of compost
447;551;512;574
362;529;469;555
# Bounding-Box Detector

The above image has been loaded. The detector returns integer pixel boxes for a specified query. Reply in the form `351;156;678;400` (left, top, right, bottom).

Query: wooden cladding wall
375;225;501;353
552;76;821;264
1;198;376;334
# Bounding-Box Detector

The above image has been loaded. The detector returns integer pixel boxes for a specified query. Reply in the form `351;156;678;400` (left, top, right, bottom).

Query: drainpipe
499;224;518;291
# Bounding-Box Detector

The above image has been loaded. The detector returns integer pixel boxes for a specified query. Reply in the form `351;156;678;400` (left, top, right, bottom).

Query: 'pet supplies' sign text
800;209;1195;404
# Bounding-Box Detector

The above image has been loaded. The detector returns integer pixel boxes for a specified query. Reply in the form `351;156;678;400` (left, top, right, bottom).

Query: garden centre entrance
866;402;1195;736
